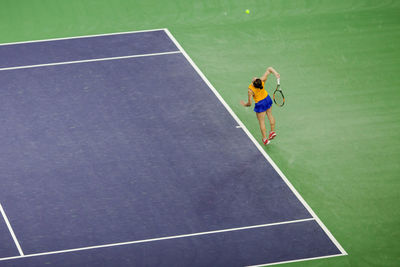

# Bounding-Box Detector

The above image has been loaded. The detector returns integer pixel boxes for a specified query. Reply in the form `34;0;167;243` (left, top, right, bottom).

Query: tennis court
1;1;399;267
0;29;346;266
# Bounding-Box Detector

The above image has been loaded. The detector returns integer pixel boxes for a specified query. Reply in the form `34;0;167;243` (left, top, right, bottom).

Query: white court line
0;51;181;72
0;28;166;46
0;218;314;262
0;203;24;256
163;28;348;260
247;253;346;267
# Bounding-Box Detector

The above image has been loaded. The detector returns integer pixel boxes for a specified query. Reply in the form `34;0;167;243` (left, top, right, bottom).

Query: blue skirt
254;95;273;113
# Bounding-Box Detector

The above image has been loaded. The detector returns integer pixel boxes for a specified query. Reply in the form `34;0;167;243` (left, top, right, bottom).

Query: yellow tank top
249;81;268;103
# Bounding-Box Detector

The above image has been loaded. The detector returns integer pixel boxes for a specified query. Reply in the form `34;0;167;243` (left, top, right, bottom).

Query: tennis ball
245;9;250;14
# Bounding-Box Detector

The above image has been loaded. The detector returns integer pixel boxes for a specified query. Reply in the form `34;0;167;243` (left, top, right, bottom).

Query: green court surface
1;0;399;266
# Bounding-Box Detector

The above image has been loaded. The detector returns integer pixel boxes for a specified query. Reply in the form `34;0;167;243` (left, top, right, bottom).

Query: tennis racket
273;78;285;107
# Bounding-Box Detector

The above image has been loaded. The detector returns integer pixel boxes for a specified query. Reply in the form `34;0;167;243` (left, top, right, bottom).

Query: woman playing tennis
240;67;280;145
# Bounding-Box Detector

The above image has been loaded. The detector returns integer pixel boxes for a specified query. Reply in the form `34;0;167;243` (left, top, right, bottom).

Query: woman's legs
256;111;267;140
266;107;275;132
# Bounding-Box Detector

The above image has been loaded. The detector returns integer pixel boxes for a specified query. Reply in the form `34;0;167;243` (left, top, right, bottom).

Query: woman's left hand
240;100;249;107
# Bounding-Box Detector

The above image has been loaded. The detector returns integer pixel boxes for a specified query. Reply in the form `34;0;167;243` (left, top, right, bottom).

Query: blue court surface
0;29;346;266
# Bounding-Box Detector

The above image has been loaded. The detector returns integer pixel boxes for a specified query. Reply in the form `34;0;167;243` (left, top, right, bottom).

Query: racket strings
274;91;284;106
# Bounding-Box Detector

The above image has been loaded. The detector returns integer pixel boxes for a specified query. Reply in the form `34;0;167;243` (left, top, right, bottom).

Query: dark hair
253;78;263;89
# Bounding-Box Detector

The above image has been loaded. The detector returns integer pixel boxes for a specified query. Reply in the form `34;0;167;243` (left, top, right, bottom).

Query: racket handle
277;78;280;85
